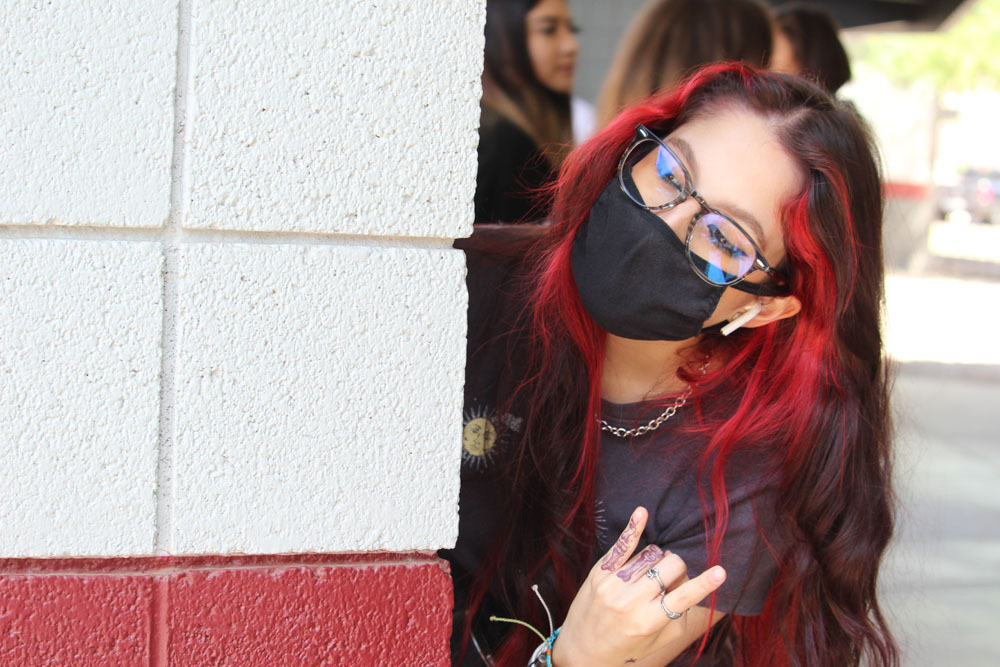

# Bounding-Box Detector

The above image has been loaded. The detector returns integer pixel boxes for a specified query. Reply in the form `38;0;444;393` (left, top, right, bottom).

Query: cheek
528;38;555;77
703;288;754;327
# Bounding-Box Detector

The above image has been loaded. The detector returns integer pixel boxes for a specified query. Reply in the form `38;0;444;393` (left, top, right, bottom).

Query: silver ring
645;567;666;593
659;594;684;620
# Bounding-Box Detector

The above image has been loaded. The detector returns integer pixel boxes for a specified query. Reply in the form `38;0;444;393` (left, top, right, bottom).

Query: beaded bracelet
528;626;561;666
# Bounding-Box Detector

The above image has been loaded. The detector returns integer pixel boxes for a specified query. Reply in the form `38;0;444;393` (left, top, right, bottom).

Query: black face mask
571;180;727;341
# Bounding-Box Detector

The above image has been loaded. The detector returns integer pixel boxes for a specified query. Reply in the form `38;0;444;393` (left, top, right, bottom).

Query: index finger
598;506;648;573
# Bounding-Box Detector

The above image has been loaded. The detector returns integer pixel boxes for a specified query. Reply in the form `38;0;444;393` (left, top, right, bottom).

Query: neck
601;333;698;404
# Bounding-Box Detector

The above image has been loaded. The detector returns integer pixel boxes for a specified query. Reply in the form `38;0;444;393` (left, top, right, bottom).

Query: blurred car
937;168;1000;225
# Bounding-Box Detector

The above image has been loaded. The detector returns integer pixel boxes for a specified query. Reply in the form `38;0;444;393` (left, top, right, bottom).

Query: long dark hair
470;64;897;666
775;4;852;93
483;0;573;165
596;0;773;127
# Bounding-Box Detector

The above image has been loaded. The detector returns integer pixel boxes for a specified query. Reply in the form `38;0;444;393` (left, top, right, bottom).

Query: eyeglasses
618;124;789;296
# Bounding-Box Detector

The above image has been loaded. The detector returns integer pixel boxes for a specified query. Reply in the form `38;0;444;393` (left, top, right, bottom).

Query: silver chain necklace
598;386;692;438
598;359;707;438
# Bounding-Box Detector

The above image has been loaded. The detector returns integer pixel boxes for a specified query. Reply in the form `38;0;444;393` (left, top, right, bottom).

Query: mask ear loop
721;301;763;336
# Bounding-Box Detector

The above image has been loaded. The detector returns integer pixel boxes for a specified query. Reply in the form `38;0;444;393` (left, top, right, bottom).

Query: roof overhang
767;0;974;31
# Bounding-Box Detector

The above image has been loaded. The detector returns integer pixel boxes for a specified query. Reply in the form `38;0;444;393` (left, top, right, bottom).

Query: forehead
667;108;803;256
527;0;570;21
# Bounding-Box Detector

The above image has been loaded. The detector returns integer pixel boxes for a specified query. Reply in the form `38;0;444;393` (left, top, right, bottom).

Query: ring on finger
645;567;666;593
659;594;684;620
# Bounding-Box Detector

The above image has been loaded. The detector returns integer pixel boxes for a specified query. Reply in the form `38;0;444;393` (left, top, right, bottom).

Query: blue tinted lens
690;254;738;283
688;213;758;284
622;140;685;208
656;145;677;181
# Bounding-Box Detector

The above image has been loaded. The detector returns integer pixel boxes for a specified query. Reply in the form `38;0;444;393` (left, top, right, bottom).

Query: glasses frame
617;124;789;296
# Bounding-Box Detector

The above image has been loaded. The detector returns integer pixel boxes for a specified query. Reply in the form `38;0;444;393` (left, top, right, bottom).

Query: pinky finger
660;565;726;619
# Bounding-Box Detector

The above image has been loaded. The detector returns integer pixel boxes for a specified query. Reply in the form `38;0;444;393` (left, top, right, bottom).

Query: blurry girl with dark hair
446;64;898;666
595;0;773;128
476;0;578;223
771;4;852;94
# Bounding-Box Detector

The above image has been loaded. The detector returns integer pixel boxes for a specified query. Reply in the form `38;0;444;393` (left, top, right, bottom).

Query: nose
657;197;700;241
563;26;579;56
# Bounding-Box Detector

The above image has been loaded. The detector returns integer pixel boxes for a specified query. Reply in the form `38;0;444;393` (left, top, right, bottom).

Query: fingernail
709;566;726;583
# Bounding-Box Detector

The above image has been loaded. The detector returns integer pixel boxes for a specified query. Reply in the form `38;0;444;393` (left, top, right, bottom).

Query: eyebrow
668;136;769;251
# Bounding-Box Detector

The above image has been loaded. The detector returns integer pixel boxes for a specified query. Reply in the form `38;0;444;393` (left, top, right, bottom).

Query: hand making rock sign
552;507;727;666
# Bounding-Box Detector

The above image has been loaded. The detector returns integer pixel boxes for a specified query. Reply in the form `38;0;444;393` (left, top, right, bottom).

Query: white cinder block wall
1;0;483;557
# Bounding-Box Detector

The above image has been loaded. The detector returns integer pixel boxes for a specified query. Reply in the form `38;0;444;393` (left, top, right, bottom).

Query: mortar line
0;223;463;250
0;226;165;242
150;576;170;667
169;228;462;249
154;0;195;561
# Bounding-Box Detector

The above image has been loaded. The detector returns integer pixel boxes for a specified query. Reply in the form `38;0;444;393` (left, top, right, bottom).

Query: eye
532;21;559;36
655;146;687;191
706;221;749;257
688;212;760;283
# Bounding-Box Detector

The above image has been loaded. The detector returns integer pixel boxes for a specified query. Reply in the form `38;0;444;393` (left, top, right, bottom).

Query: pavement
881;260;1000;665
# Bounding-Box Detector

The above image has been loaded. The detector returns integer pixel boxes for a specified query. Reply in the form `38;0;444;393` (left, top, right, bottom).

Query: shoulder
479;108;538;156
477;108;549;183
475;111;553;223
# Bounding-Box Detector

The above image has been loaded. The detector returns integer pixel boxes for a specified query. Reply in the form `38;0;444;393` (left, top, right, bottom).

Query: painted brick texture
188;0;483;236
1;0;481;660
1;2;175;227
173;244;466;554
0;575;152;666
0;241;163;557
0;556;452;666
169;561;451;665
0;0;482;558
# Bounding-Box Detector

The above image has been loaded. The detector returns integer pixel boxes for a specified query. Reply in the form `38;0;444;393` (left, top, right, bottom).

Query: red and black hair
468;63;897;666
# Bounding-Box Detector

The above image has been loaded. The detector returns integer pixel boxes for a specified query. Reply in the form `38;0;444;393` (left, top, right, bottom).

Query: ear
740;295;802;329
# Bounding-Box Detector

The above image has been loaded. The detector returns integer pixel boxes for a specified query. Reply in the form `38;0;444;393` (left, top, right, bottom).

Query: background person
770;3;852;94
476;0;579;223
446;64;898;666
595;0;773;128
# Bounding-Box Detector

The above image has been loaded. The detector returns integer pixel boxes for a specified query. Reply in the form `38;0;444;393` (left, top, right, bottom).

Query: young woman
595;0;773;128
476;0;578;223
770;5;852;94
447;64;898;666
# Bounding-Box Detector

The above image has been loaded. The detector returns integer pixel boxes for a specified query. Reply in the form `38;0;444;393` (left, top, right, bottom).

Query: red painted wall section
170;562;452;665
0;575;152;666
0;554;452;666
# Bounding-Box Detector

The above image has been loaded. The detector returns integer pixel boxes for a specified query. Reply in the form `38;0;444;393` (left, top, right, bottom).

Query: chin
545;79;573;95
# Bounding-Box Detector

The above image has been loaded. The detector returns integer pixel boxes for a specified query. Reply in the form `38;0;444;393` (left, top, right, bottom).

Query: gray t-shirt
594;398;783;616
449;393;783;613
